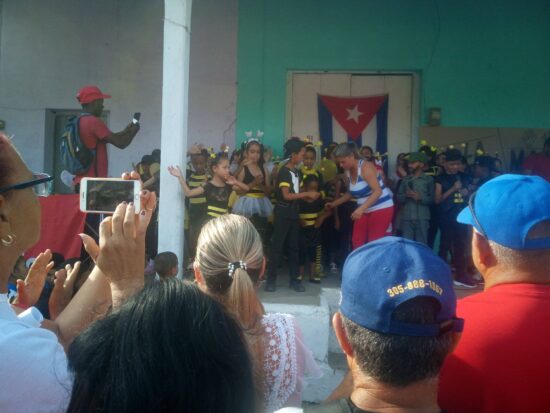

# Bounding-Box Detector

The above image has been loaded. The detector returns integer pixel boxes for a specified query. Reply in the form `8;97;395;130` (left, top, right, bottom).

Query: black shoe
309;277;321;284
264;283;277;292
290;281;305;292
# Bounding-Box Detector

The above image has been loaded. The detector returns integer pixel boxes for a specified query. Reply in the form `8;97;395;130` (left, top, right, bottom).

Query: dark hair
342;296;453;387
209;153;229;174
191;150;208;163
360;146;374;157
283;137;305;159
229;149;241;164
325;143;338;158
151;149;161;162
154;251;178;277
303;174;320;189
67;280;256;413
419;145;437;166
241;140;265;168
334;142;360;159
444;148;463;162
141;155;154;165
305;145;317;157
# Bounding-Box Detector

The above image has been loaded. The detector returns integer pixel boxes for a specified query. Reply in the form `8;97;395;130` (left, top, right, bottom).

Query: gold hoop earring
1;234;15;247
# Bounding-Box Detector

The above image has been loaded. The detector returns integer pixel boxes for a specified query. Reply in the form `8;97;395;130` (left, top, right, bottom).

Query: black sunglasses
0;173;53;197
468;190;487;237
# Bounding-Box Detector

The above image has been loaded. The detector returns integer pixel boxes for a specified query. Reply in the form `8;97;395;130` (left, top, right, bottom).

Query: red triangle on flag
319;94;387;140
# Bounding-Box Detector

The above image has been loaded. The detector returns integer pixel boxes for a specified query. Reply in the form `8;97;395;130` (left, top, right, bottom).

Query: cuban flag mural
317;94;389;156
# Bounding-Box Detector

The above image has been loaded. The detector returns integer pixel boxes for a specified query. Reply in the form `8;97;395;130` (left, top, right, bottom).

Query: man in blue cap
277;236;462;413
439;174;550;413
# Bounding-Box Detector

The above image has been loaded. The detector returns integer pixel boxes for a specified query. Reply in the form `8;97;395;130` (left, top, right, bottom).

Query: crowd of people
1;86;549;413
165;134;550;292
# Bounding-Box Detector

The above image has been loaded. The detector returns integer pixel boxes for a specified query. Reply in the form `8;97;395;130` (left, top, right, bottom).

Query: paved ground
258;266;483;306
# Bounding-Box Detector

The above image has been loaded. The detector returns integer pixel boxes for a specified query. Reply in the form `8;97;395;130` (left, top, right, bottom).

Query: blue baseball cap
340;237;462;337
457;174;550;250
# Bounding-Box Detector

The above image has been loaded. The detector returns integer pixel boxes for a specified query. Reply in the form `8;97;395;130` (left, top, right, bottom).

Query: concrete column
158;0;192;269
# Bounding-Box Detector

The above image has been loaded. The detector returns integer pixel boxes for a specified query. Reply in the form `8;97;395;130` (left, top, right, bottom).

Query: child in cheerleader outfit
169;153;250;224
232;139;273;243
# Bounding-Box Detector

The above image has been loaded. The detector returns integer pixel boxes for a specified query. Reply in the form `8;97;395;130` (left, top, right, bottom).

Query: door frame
284;70;421;151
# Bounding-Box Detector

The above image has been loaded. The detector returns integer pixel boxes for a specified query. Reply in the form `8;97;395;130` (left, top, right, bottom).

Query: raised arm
168;165;205;197
105;123;140;149
51;175;156;348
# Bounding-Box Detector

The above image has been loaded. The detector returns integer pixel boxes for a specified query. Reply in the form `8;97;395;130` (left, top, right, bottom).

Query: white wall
0;0;237;177
188;0;237;150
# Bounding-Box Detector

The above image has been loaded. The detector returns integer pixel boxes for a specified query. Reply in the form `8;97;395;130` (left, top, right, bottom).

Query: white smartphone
80;178;141;214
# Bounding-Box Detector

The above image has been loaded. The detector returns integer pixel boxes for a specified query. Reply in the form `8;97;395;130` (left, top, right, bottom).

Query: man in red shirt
438;174;550;413
522;136;550;182
74;85;140;186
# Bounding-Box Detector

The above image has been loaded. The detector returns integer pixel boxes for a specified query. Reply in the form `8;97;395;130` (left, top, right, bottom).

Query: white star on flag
346;105;363;123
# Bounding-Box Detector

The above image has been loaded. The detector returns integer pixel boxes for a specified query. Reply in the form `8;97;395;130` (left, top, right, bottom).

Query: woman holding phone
0;133;156;412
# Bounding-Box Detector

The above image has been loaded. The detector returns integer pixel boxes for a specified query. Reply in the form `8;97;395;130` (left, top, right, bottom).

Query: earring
1;234;15;247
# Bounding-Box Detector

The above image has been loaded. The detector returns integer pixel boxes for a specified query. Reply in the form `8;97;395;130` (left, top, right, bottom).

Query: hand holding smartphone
80;178;141;214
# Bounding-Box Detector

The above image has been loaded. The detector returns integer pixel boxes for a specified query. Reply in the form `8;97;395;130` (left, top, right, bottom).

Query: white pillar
158;0;192;271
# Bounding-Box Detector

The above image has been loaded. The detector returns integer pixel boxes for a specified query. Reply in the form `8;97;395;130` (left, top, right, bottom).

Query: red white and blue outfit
348;159;394;249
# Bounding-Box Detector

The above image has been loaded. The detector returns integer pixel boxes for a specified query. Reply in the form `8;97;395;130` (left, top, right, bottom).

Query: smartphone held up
79;178;141;214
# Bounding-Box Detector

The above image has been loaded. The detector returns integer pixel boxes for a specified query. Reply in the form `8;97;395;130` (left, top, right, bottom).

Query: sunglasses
0;173;53;197
468;190;487;237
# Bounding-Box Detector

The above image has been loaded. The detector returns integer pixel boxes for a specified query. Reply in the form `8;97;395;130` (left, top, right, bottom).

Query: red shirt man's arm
105;123;140;149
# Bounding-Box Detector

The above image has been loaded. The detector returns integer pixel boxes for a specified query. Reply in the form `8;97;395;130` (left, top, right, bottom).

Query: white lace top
262;313;322;412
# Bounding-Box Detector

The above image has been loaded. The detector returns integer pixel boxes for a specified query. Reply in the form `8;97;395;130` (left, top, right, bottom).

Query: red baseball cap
76;86;112;104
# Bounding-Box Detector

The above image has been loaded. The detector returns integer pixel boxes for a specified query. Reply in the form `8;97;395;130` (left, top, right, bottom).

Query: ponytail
195;214;266;407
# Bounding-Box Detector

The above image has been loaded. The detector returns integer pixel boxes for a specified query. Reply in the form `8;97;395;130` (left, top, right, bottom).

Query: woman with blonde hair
194;214;320;412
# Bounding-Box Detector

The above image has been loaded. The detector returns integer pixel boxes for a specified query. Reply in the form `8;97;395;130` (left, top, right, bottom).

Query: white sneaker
60;170;76;189
453;280;477;289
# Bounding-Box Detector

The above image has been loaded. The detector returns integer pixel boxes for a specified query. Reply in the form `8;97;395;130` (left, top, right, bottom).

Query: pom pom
420;139;428;146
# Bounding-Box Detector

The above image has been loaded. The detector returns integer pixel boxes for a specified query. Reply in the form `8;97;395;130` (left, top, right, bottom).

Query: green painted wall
236;0;550;151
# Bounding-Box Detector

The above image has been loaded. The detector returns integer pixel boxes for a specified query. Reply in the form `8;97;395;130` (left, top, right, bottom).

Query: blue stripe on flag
376;97;389;175
318;96;333;148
